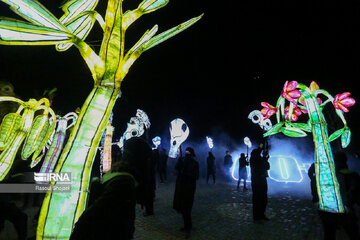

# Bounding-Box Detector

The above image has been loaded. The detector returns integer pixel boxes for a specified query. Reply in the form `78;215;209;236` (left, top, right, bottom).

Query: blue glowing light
279;158;289;180
230;154;307;183
267;155;303;183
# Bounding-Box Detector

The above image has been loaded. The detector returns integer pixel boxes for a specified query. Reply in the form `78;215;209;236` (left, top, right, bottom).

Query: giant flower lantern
260;102;278;120
261;80;355;213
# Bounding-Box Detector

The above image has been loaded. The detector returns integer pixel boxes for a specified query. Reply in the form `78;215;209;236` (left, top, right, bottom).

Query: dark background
0;0;359;153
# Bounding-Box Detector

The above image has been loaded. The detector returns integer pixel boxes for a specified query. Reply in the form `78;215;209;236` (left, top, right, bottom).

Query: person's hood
101;171;138;187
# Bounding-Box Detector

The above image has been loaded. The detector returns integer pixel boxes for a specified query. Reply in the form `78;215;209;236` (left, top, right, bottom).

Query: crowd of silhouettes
1;135;360;240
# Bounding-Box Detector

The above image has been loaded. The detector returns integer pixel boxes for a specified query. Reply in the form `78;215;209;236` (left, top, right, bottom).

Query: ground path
2;176;358;239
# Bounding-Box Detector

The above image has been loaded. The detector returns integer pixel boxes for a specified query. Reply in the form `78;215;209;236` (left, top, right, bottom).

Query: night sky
0;1;360;153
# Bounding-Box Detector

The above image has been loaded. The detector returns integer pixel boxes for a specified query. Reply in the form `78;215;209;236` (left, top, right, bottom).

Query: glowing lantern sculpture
168;118;189;158
115;109;150;149
206;136;214;150
123;109;150;141
268;155;303;183
115;137;124;149
101;122;114;173
29;120;55;169
0;97;56;181
261;81;355;213
243;136;251;155
0;0;202;238
99;112;113;176
152;136;161;149
248;109;272;131
39;112;77;174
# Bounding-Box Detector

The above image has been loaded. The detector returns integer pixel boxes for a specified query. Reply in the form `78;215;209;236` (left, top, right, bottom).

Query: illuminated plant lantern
0;0;202;238
206;136;213;150
261;81;355;213
29;117;57;169
268;155;303;183
248;110;273;131
39;112;77;174
0;97;56;181
101;122;114;173
152;136;161;149
168;118;189;158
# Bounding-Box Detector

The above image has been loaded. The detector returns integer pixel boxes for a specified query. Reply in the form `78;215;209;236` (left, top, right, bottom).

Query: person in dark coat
223;150;233;181
173;147;199;238
158;148;167;183
311;151;360;240
237;153;249;191
206;151;216;184
70;137;152;240
142;148;158;216
0;199;28;240
0;171;28;240
307;163;318;205
250;143;270;223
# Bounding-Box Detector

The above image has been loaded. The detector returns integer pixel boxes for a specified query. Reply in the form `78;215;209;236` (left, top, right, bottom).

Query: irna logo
34;172;71;183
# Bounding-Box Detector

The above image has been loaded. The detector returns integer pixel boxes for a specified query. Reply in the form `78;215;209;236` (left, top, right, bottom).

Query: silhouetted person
250;143;270;223
206;152;216;184
173;147;199;239
311;151;360;240
158;148;167;183
223;150;233;181
0;169;28;240
0;199;28;240
308;163;318;205
237;153;249;191
142;148;158;216
8;158;43;208
70;137;152;240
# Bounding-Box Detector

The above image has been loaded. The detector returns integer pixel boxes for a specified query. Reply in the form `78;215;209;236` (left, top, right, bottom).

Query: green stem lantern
0;0;202;239
261;81;355;213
